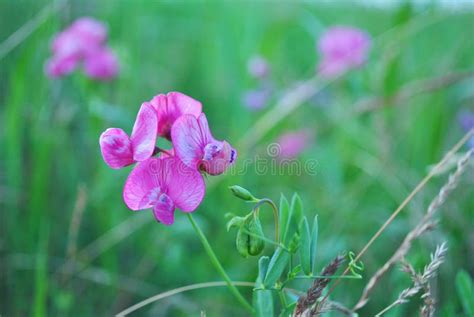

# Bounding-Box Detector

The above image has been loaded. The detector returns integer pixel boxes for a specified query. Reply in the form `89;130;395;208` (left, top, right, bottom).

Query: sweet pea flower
150;92;202;139
123;157;205;225
171;113;237;175
99;102;157;169
275;129;312;160
45;54;80;77
83;47;119;80
317;26;371;78
45;17;119;80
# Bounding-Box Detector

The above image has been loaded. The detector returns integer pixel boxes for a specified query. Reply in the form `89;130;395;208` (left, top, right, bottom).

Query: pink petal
171;114;205;169
197;113;214;144
70;17;108;50
45;55;79;78
165;157;205;212
152;194;176;225
83;47;119;80
123;159;162;210
202;141;236;175
150;92;202;139
168;92;202;118
130;102;158;162
99;128;134;169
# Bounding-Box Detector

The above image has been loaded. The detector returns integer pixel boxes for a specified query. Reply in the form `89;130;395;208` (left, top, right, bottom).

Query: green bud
236;213;265;257
229;185;258;202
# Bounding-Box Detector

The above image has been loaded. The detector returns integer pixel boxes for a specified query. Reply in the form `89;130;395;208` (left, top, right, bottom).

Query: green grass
1;1;473;316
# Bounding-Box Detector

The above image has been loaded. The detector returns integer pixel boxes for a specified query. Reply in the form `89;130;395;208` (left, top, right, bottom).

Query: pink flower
275;130;312;160
45;17;119;80
123;157;205;225
51;17;107;60
171;113;237;175
150;92;202;139
45;54;79;77
317;26;371;78
68;17;108;52
99;102;157;169
83;47;119;80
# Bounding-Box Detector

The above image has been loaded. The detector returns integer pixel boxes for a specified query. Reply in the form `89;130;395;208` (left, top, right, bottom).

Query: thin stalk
254;198;280;242
186;214;254;313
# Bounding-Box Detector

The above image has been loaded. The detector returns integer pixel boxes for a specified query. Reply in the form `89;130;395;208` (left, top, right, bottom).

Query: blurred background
1;0;473;316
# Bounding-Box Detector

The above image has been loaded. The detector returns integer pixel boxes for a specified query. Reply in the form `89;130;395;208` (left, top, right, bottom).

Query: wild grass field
1;1;474;316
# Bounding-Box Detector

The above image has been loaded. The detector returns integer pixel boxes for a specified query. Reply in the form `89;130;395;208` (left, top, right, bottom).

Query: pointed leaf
264;247;290;288
279;302;296;317
226;216;245;231
254;256;273;317
279;194;290;243
310;215;319;273
283;193;304;246
299;217;311;275
253;289;274;317
456;270;474;316
257;256;270;285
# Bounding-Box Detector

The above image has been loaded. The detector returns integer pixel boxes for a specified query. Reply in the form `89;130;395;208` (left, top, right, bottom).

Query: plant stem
254;198;280;242
186;213;254;313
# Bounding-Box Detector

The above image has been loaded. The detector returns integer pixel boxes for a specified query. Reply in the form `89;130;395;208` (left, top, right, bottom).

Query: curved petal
165;157;205;212
197;113;214;144
151;92;202;139
202;141;236;175
123;158;162;210
168;92;202;118
152;193;175;225
171;114;205;168
99;128;134;169
131;102;158;162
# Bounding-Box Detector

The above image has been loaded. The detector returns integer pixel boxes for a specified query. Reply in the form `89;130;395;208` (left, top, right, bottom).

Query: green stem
186;213;254;313
254;198;280;243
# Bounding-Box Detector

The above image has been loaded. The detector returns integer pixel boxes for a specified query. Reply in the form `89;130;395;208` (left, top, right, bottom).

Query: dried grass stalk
354;149;472;310
294;255;345;316
375;243;447;316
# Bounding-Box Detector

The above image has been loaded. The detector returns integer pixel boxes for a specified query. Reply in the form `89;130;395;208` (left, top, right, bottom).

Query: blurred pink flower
248;55;270;79
317;26;371;78
45;17;118;80
275;130;312;160
150;92;202;139
99;102;157;169
45;54;79;77
123;157;205;225
171;113;237;175
83;47;119;80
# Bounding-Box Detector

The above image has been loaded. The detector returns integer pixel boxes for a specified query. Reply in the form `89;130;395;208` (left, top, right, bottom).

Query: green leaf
287;264;302;280
257;256;270;285
299;217;311;275
226;215;245;231
264;247;290;288
279;194;290;243
283;193;304;246
279;302;296;317
456;270;474;316
255;256;274;317
253;289;274;317
310;215;319;273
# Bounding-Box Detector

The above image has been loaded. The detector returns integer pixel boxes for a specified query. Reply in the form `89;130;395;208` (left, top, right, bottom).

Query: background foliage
1;0;473;316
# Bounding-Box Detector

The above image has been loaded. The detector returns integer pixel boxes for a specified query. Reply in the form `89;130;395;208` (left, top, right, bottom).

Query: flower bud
236;213;265;257
229;185;258;202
